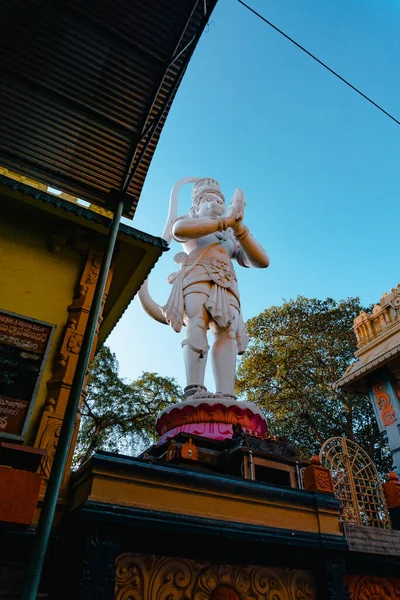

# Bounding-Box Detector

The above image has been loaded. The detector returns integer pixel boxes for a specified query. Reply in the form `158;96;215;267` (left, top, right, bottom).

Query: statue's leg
211;307;239;397
183;291;210;391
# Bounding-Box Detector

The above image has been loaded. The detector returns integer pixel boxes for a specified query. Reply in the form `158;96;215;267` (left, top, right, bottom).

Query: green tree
235;296;391;473
74;346;183;466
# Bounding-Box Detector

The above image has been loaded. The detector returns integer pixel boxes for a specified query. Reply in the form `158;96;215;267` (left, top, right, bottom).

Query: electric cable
238;0;400;127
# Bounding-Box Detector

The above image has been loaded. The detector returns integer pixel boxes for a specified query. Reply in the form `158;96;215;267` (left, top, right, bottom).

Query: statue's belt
182;257;236;289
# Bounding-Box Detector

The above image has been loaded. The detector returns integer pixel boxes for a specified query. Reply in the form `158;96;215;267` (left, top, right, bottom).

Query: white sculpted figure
138;177;269;399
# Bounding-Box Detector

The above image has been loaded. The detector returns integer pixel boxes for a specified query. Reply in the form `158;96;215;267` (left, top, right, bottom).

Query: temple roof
0;0;217;218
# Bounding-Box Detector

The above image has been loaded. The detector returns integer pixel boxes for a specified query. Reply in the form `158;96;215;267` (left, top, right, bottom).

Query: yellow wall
0;196;84;443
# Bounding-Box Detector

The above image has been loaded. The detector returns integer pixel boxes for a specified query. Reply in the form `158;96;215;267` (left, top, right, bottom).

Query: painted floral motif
345;575;400;600
372;381;396;427
193;564;252;600
211;585;240;600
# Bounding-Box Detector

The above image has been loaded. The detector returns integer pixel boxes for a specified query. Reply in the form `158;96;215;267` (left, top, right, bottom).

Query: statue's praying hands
225;188;246;230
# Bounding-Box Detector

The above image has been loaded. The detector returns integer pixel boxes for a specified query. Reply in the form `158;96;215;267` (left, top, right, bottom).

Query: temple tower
336;284;400;473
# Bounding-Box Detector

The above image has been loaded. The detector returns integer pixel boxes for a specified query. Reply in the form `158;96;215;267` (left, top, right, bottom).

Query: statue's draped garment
161;219;249;355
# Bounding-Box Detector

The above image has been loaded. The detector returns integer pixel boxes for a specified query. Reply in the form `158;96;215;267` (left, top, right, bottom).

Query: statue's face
196;193;225;218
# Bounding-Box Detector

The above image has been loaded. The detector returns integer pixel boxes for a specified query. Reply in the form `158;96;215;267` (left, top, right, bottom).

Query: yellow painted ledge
71;454;343;539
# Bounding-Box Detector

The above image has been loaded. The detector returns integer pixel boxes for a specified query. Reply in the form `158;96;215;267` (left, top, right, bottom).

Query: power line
238;0;400;127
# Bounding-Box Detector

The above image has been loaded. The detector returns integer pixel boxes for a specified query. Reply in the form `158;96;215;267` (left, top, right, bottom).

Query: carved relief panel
34;243;114;490
345;575;400;600
114;553;316;600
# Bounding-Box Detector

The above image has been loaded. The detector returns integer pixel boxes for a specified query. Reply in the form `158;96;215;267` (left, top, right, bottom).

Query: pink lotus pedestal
156;396;268;444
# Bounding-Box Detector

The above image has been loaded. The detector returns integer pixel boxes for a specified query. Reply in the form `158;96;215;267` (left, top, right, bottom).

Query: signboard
0;310;55;440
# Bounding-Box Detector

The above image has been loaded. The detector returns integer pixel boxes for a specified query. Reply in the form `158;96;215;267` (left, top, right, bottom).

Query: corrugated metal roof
0;0;217;218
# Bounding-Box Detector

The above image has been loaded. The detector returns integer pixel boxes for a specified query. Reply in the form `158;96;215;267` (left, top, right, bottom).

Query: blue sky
108;0;400;390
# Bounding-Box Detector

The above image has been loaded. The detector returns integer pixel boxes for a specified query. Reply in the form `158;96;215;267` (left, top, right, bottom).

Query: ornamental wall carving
114;553;316;600
345;575;400;600
34;242;114;490
371;381;397;427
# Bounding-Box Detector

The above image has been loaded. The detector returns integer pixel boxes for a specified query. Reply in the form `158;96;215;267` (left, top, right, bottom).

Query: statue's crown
191;178;224;206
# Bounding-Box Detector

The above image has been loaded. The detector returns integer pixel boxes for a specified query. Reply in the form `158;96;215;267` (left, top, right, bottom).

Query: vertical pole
21;198;125;600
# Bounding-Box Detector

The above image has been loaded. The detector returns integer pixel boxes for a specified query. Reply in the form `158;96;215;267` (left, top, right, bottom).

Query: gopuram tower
336;284;400;473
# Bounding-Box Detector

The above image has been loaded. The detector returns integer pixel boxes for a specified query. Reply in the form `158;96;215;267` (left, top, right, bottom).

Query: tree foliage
235;296;391;473
74;346;183;466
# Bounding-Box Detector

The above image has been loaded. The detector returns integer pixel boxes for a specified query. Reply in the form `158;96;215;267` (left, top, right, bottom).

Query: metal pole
21;198;125;600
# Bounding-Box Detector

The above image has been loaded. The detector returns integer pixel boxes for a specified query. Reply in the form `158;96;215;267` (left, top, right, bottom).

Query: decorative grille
320;437;390;529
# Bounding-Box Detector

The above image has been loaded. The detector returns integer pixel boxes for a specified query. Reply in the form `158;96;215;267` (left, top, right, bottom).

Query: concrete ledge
77;500;348;551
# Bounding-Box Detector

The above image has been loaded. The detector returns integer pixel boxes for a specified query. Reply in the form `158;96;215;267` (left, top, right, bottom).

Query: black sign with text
0;312;53;436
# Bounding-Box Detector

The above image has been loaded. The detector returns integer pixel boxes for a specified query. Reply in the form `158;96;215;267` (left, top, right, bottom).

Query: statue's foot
184;384;207;399
184;386;237;402
216;391;237;400
185;390;238;401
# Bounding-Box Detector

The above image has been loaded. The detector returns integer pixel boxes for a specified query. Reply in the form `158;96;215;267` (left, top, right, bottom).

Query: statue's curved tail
137;177;201;325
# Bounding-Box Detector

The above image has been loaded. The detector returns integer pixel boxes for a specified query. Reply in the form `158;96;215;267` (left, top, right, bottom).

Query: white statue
138;177;269;400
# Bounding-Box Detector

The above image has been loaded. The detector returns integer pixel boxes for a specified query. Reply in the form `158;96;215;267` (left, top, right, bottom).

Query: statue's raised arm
138;177;269;400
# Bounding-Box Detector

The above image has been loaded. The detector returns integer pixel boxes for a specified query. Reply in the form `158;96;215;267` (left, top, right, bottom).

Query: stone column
33;242;114;497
